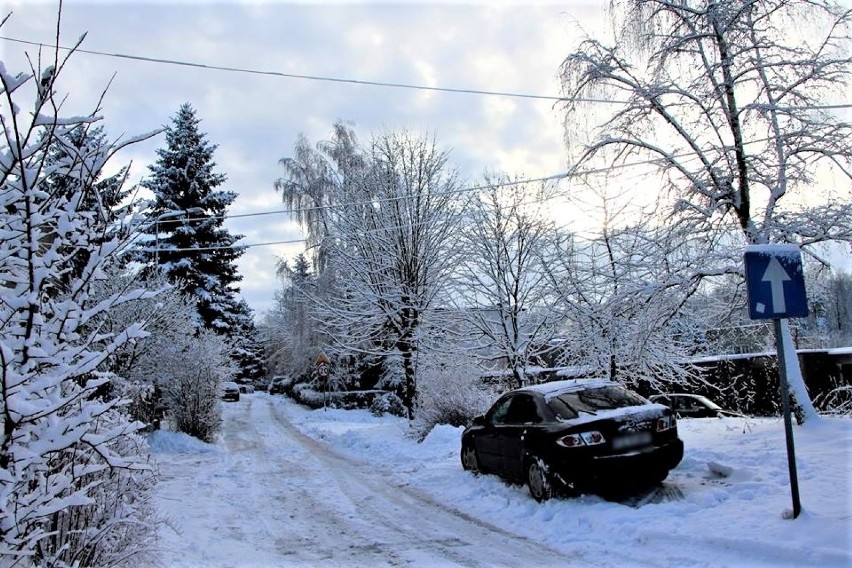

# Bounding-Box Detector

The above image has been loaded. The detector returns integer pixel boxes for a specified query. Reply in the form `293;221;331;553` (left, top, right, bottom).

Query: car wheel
527;457;554;502
460;444;480;473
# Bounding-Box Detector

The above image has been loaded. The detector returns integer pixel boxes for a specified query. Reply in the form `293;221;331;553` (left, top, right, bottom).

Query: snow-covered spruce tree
140;103;263;379
560;0;852;420
262;253;320;382
229;297;267;384
0;38;160;566
44;123;133;288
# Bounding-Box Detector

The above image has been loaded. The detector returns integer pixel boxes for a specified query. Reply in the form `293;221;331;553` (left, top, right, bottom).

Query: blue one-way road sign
744;245;808;320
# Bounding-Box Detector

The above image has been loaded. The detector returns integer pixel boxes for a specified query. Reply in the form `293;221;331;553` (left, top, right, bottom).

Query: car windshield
548;386;648;420
693;396;722;410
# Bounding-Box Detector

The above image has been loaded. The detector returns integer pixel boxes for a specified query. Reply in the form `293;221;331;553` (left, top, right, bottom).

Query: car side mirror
472;415;486;427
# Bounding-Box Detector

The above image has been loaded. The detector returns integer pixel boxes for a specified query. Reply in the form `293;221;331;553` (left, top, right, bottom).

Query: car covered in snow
648;393;746;419
460;379;684;501
221;381;241;402
268;375;294;395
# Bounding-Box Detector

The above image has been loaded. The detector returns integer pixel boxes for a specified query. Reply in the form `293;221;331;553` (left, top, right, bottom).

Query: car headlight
557;431;606;447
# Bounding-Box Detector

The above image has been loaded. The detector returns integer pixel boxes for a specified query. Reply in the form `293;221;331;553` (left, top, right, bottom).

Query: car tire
527;457;554;502
460;444;480;474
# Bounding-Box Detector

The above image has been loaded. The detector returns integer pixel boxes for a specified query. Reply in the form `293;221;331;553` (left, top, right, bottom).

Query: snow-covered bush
370;392;405;417
291;383;327;408
160;330;233;442
412;353;498;441
0;31;161;566
122;380;163;431
90;272;235;440
91;273;210;428
814;385;852;416
32;408;160;567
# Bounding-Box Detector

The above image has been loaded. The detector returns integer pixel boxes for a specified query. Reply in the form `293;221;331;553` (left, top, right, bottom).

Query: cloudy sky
2;0;608;315
3;1;849;317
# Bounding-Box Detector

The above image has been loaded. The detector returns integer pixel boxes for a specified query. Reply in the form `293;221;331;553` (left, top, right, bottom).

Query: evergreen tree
141;103;244;333
45;124;133;289
230;298;269;384
140;103;266;381
266;253;320;381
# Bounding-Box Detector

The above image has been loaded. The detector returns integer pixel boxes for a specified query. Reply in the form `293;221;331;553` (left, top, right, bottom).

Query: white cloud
1;1;605;315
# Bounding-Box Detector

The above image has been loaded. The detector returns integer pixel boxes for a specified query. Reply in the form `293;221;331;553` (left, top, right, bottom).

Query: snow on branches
1;25;160;566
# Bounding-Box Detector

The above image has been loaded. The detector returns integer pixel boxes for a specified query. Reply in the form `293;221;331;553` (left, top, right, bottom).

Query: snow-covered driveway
153;394;580;567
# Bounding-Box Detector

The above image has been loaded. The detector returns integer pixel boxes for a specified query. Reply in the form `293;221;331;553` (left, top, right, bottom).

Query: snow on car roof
651;393;702;398
520;378;617;399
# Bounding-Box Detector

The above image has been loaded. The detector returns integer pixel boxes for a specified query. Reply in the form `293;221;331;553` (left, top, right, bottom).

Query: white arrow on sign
761;256;791;314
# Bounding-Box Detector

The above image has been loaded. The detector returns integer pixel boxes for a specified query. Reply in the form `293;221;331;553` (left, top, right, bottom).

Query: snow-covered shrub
0;32;161;566
377;350;406;392
94;276;234;441
412;353;498;441
122;380;163;431
291;383;327;408
32;409;161;567
370;392;406;417
92;274;211;430
814;385;852;416
160;330;233;442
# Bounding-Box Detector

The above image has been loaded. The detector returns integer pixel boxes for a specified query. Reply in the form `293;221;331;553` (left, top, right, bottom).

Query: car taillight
656;415;676;432
557;431;606;447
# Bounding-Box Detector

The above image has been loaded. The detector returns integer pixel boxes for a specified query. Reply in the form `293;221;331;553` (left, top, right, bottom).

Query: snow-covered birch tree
559;0;851;418
560;0;852;248
274;121;364;274
453;174;561;387
277;127;464;419
321;131;465;419
0;31;160;565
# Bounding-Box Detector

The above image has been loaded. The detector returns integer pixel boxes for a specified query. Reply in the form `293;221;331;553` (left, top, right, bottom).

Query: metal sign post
744;244;808;519
773;319;802;519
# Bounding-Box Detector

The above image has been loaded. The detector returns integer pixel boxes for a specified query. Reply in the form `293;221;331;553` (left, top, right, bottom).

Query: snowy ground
151;393;851;568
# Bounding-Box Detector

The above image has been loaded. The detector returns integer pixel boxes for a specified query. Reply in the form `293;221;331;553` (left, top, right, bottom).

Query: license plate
612;431;652;450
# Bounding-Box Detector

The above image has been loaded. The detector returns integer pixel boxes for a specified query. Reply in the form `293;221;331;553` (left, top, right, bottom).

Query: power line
5;35;851;111
146;158;697;253
0;36;606;104
151;147;714;230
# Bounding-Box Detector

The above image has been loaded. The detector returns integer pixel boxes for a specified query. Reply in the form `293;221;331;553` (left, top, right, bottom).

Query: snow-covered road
154;394;583;567
153;393;851;568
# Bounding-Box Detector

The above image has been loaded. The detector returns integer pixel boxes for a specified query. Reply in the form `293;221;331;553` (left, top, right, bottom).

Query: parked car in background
221;381;240;402
268;375;294;395
238;383;255;394
648;394;746;419
461;379;684;501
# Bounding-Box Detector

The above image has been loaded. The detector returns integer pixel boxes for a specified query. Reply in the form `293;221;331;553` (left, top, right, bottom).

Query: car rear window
547;386;648;420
